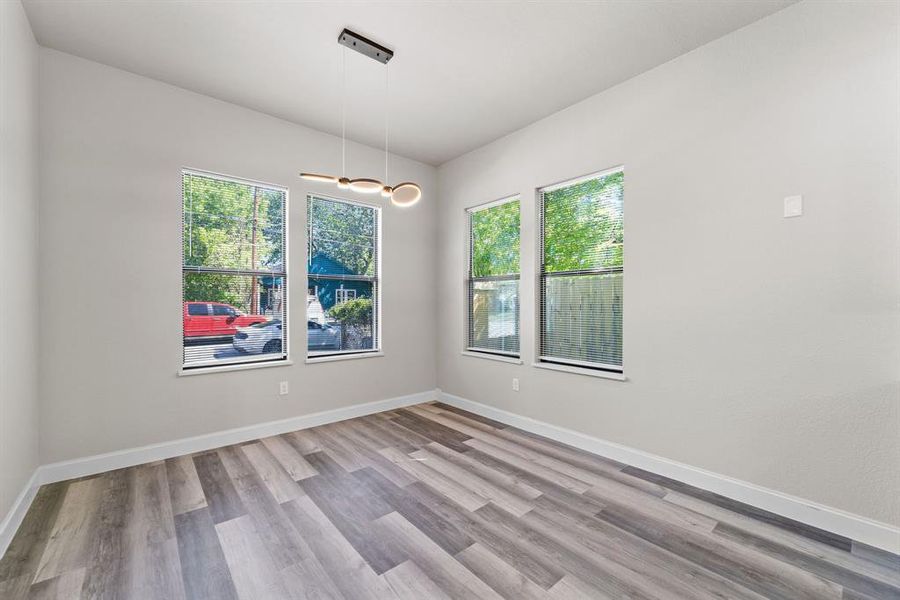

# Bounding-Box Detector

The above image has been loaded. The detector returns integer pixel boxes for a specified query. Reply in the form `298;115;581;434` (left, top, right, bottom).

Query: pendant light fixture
300;29;421;207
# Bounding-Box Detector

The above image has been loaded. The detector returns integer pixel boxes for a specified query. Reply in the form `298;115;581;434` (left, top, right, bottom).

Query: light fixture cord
341;45;347;176
384;62;389;184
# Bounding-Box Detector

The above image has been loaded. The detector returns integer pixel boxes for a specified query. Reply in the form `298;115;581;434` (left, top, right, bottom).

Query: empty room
1;0;898;598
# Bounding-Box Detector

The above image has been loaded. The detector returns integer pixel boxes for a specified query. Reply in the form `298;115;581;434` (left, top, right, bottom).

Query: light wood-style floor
1;402;898;599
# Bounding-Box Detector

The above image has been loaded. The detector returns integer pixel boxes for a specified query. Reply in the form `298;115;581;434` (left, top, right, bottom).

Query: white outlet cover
784;195;803;218
279;381;289;395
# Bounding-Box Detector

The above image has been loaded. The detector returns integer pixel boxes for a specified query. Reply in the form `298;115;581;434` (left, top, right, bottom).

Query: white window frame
465;195;521;359
306;193;382;359
536;165;624;375
180;168;290;373
335;288;357;305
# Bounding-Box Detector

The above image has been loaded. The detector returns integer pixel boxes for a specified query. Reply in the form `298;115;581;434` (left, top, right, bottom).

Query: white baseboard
437;390;900;555
1;389;435;558
0;470;41;561
37;389;436;485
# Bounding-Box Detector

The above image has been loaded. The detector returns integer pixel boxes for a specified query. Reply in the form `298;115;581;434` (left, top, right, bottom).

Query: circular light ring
390;182;422;207
299;172;338;183
348;178;384;194
337;177;351;190
380;185;393;198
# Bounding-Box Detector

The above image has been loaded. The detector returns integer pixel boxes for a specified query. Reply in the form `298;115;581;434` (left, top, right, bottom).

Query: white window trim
532;361;627;381
465;195;522;359
461;350;524;365
178;359;293;377
306;351;384;364
305;193;382;359
180;168;290;374
534;165;625;375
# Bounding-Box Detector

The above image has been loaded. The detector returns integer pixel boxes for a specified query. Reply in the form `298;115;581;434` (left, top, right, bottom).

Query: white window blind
539;168;623;372
467;197;520;357
182;170;288;369
307;195;380;357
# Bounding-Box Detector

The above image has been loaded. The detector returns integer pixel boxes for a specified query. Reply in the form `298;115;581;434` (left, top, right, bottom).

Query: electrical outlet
279;381;289;395
512;378;519;392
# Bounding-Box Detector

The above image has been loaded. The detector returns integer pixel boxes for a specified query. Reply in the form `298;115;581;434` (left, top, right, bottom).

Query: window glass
182;171;287;368
467;198;520;356
307;196;380;357
539;169;623;371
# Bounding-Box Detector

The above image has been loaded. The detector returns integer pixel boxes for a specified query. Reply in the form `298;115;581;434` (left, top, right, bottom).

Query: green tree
543;171;623;272
308;197;376;276
327;297;373;327
471;200;520;277
182;173;285;309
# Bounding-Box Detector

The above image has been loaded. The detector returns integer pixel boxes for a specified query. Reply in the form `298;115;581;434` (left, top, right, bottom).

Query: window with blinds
182;170;288;369
307;195;380;357
467;197;520;357
539;168;623;372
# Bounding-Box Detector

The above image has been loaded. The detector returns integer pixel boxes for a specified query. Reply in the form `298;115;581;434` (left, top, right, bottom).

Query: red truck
183;302;267;338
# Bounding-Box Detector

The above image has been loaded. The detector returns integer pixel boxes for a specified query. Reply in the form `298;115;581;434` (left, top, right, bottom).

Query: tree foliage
543;171;623;272
327;297;373;327
182;173;284;307
471;200;520;277
308;197;376;276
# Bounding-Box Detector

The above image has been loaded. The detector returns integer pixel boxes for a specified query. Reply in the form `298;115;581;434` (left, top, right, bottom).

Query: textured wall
0;0;40;518
38;50;438;463
437;1;900;526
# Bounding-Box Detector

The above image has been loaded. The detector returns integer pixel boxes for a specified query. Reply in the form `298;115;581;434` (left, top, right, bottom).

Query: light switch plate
784;195;803;218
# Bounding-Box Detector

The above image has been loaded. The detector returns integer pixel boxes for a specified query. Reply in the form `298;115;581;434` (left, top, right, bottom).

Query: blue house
307;253;374;311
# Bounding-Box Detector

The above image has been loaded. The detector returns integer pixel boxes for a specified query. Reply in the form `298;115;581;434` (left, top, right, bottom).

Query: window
467;197;520;357
182;170;287;369
335;288;357;305
187;303;208;316
539;168;623;372
307;195;380;357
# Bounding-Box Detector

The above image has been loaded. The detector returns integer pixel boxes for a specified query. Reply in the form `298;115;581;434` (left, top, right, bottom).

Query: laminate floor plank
260;435;318;481
382;560;452;600
300;452;405;574
353;467;474;556
404;481;566;589
378;446;489;512
455;542;550;600
116;463;185;600
192;451;246;525
25;567;85;599
667;491;900;593
372;511;503;600
622;464;855;550
174;507;239;600
0;482;68;583
527;499;768;600
423;441;543;500
409;445;534;516
3;401;897;600
165;455;207;516
32;476;108;584
281;495;398;600
241;442;304;503
599;504;846;600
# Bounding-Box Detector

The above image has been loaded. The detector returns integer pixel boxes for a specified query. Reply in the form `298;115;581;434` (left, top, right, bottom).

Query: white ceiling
23;0;794;165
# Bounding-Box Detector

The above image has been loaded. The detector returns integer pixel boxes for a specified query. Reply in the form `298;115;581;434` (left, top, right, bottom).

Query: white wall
0;0;40;518
38;50;437;464
437;1;900;526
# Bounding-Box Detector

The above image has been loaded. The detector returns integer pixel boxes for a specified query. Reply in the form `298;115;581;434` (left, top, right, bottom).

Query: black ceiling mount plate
338;28;394;64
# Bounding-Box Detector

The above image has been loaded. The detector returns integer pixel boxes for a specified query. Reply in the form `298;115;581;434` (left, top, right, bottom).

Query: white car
233;320;283;354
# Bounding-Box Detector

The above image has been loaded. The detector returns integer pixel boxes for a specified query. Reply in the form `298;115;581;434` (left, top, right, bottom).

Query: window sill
533;361;626;381
179;359;293;377
462;350;523;365
306;351;384;364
